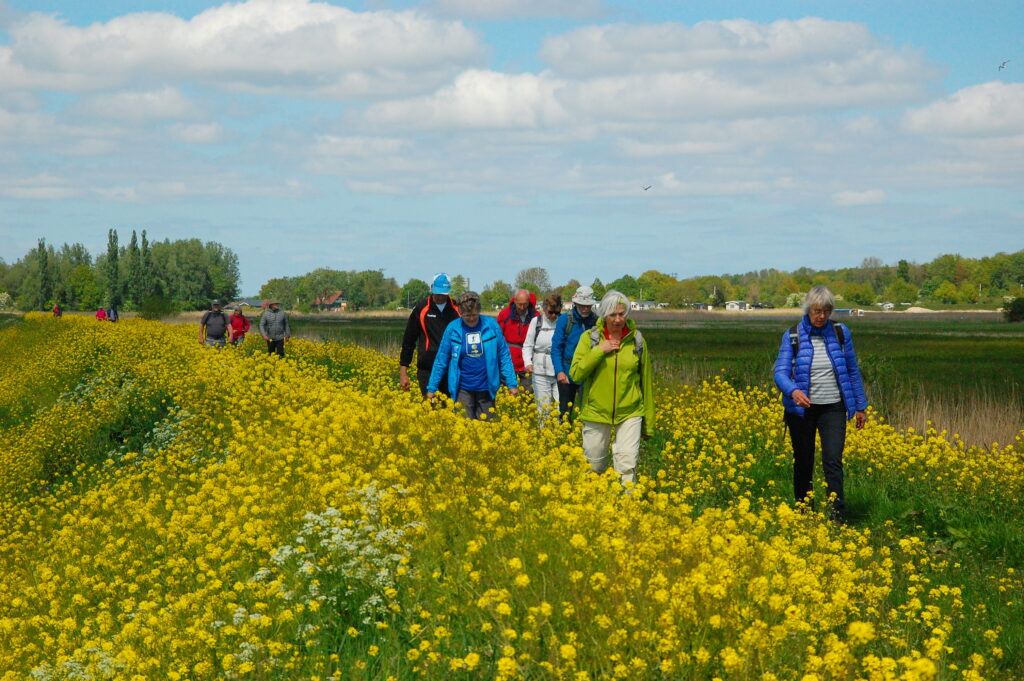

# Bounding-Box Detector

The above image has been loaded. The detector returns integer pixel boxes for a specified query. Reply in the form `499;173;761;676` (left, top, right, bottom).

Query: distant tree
841;282;876;306
259;277;301;307
883;279;918;304
482;280;513;309
590;277;606;299
663;280;701;308
37;240;53;309
1004;297;1024;322
896;259;911;283
515;267;551;294
400;278;430;308
68;264;104;310
105;229;121;307
125;230;146;308
637;270;676;301
450;274;469;299
607;274;640;299
932;280;961;304
558;278;582;302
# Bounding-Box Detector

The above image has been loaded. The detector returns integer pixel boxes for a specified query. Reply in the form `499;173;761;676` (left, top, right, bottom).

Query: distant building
881;302;895;310
231;298;269;310
630;300;659;311
692;303;710;310
725;300;748;311
314;291;348;311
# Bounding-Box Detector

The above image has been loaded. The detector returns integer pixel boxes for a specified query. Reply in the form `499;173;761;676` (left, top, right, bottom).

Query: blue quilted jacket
773;316;868;419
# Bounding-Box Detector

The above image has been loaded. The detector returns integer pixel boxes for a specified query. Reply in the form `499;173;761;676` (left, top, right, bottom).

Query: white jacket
522;314;558;376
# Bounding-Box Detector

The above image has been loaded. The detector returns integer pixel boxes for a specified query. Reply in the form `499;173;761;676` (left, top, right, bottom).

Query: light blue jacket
773;316;868;420
427;316;518;399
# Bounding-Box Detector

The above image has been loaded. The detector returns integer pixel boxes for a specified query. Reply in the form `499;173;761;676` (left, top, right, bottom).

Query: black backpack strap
788;324;799;355
831;320;846;350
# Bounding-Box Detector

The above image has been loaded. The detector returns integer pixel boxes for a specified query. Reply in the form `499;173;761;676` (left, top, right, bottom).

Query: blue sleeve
841;324;868;410
427;323;456;393
550;314;567;374
773;330;799;397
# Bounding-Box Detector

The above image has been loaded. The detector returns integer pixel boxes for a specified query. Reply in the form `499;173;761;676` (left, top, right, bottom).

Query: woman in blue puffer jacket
773;285;868;523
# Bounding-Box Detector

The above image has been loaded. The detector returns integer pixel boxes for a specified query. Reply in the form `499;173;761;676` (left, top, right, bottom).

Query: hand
556;372;570;385
399;367;411;391
791;389;811;408
262;336;270;341
426;391;435;400
855;410;867;429
598;338;620;354
525;365;533;374
509;388;519;396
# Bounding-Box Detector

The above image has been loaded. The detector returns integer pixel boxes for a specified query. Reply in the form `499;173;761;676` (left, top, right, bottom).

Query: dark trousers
416;368;451;399
557;381;582;421
267;339;285;357
457;389;495;420
516;371;533;393
785;402;846;520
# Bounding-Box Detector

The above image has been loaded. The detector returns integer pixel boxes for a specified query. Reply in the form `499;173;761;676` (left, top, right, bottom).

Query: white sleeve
522;317;537;366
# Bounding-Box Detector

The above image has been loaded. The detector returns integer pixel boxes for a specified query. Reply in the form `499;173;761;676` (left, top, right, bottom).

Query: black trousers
416;368;451;399
785;401;846;520
557;381;582;421
457;389;495;420
267;339;285;357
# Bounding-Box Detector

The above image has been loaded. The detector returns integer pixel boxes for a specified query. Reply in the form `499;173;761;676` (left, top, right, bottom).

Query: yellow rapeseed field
0;314;1020;680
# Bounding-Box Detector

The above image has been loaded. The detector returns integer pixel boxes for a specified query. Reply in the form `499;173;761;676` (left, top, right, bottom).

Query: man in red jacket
496;288;538;392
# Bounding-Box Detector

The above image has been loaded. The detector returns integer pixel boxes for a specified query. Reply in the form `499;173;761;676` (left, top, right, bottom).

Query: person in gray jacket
259;300;291;357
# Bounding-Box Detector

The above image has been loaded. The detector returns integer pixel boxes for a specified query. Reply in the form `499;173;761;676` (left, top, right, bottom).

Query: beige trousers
581;417;642;485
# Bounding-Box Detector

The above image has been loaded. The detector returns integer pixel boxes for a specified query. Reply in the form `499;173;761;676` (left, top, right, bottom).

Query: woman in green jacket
570;289;655;486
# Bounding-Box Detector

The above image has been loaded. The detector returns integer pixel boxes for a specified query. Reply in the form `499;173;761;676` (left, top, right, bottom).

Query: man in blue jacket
551;285;598;421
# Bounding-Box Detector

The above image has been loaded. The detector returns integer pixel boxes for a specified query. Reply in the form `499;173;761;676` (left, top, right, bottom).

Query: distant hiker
773;285;868;524
551;285;598;421
426;291;519;420
522;293;563;418
229;306;251;346
496;288;538;392
200;299;230;347
52;303;63;317
106;305;119;322
95;308;108;322
260;300;291;357
399;273;461;397
570;290;654;487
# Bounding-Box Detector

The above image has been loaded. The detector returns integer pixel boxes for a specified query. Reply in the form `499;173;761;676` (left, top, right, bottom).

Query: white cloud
0;0;485;98
169;122;225;144
364;69;570;129
426;0;603;20
71;87;202;122
903;82;1024;137
833;189;887;206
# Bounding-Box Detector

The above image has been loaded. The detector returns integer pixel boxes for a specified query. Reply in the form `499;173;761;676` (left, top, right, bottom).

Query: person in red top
229;306;251;345
95;308;108;321
496;288;538;392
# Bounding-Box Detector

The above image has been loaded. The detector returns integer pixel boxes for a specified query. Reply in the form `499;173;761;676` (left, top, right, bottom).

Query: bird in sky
999;60;1010;70
642;185;652;191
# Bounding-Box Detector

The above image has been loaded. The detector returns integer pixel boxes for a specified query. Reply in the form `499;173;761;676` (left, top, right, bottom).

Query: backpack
588;326;645;374
789;320;845;356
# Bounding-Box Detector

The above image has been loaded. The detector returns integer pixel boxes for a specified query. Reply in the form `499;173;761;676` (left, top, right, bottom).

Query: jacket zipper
611;343;619;423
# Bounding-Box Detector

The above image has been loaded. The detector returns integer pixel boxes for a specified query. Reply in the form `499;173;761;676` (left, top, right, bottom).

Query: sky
0;0;1021;294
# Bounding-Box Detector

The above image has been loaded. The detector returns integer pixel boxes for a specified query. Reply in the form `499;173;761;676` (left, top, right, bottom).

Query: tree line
0;230;240;313
257;251;1024;312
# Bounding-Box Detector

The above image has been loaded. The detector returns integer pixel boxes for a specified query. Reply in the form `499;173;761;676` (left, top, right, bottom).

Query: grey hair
597;289;631;319
458;290;481;313
803;285;835;313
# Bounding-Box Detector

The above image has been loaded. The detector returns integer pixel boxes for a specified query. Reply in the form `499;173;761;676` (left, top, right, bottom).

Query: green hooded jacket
569;317;655;437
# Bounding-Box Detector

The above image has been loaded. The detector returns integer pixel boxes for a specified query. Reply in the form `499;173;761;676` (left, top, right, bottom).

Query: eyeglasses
809;308;831;317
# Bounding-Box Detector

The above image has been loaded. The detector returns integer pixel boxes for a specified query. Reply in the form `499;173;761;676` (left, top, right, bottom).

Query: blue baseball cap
431;273;452;294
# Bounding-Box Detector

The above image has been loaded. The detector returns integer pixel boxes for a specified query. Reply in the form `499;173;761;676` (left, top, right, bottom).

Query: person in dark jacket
496;288;538;392
551;285;598;420
773;285;868;523
260;300;291;357
200;299;230;347
400;273;461;397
